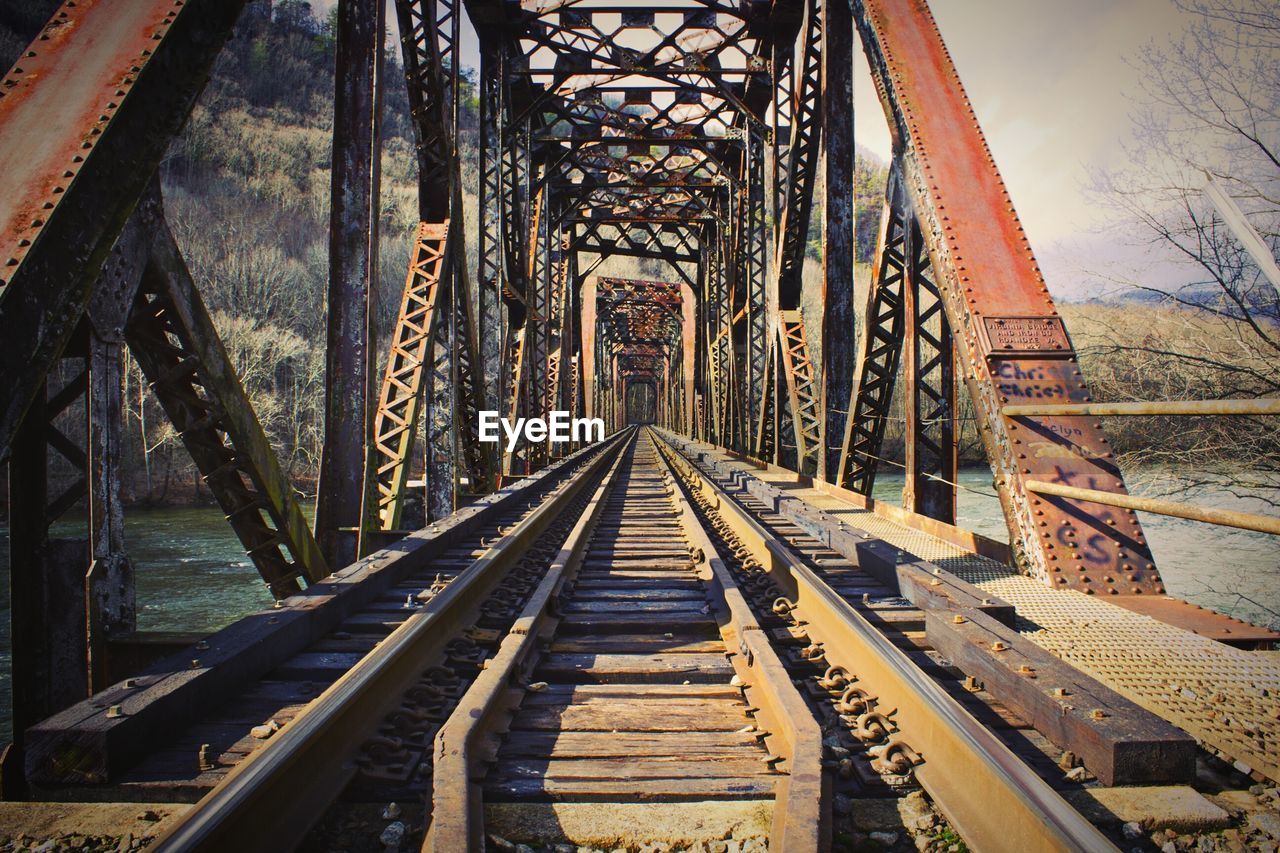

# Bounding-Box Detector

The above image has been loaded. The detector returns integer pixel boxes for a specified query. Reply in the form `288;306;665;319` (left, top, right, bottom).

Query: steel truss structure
382;0;1162;599
0;0;1187;791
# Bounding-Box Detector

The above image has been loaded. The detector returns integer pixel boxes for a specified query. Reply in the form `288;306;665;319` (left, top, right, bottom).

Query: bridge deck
689;442;1280;784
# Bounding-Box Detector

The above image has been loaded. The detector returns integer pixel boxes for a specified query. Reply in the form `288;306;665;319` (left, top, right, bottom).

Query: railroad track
649;431;1115;852
26;434;625;799
148;427;1123;852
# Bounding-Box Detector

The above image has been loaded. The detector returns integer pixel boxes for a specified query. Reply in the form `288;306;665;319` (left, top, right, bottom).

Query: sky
909;0;1195;296
314;0;1197;298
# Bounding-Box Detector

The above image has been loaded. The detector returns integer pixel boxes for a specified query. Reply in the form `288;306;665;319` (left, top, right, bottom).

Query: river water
0;467;1275;740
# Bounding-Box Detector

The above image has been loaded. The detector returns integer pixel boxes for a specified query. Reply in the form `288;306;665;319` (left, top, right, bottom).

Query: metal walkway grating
747;468;1280;782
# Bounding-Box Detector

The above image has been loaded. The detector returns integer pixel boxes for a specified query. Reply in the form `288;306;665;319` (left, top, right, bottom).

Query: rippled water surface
872;468;1279;628
0;468;1275;741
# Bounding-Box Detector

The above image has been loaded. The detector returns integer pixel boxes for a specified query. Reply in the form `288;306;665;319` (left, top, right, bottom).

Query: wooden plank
551;635;724;654
304;633;384;652
236;680;327;705
557;615;720;635
484;776;775;801
270;652;369;678
537;653;733;682
499;731;760;759
561;601;709;614
338;614;409;634
925;609;1196;785
580;559;691;569
568;589;705;601
511;703;749;732
573;578;704;590
575;569;695;580
522;683;743;701
492;757;776;781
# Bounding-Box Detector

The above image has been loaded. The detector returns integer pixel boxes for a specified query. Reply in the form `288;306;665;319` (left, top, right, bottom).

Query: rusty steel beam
371;222;451;530
128;211;329;597
85;213;149;693
819;0;856;483
902;217;957;523
0;0;247;464
740;130;769;450
778;310;823;476
423;284;460;520
477;42;508;412
316;0;385;568
753;336;778;462
838;167;908;495
387;0;495;519
773;0;824;310
853;0;1164;595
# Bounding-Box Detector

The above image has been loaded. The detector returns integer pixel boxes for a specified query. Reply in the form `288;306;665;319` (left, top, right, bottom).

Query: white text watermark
478;411;605;452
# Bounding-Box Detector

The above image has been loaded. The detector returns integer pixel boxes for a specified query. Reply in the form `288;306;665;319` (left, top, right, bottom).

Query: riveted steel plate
982;317;1072;357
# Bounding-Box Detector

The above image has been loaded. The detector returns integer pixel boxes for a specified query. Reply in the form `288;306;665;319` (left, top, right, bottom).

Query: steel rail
427;427;824;850
1003;399;1280;418
652;429;1118;853
1025;480;1280;536
424;432;633;850
650;431;827;851
151;432;629;853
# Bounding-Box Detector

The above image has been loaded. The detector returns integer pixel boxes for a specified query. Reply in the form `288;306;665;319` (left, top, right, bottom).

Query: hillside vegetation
1;0;1273;507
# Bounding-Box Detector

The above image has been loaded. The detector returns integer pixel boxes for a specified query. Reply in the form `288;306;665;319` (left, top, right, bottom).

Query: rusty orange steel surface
857;0;1162;597
0;0;186;296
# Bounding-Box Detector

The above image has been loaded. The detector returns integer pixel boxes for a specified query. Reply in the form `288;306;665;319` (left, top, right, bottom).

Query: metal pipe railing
1002;399;1280;418
1024;480;1280;536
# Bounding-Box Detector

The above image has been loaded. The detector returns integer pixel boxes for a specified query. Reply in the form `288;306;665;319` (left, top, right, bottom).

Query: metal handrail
1002;399;1280;417
1025;480;1280;536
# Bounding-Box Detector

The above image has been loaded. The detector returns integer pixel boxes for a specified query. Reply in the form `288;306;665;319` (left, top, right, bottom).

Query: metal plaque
982;316;1071;357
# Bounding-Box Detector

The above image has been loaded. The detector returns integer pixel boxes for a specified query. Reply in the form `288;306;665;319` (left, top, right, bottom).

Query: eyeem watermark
478;411;605;452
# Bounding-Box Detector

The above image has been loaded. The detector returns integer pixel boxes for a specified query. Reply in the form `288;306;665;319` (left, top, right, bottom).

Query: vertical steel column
84;217;148;693
771;38;794;230
86;326;133;692
317;0;384;568
754;335;777;462
6;383;49;798
819;0;855;482
423;276;458;520
477;44;506;413
774;0;824;310
838;167;908;493
681;281;698;440
6;356;92;794
694;247;712;442
580;277;598;423
709;226;734;447
902;218;957;523
744;130;769;451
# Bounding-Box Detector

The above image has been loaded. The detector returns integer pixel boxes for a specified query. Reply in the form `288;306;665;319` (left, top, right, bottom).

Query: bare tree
1089;0;1279;503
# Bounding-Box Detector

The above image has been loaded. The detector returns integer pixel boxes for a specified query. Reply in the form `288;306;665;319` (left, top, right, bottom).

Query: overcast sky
316;0;1195;297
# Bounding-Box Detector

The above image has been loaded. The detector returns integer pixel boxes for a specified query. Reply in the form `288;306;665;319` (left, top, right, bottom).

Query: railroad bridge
1;0;1278;850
